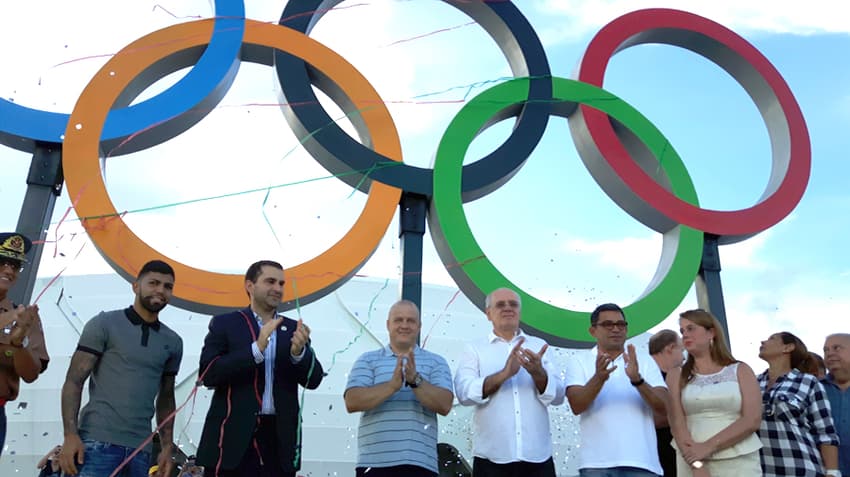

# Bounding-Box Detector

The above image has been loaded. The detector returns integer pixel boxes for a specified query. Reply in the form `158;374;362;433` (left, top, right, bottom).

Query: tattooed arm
59;351;98;476
154;375;177;476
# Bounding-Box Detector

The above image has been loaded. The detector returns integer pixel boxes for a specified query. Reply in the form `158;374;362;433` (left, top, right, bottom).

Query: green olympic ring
430;76;703;344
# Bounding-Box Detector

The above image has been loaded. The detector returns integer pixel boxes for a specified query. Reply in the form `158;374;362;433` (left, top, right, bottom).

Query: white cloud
723;286;849;369
717;229;771;269
535;0;850;45
561;226;771;278
562;233;661;275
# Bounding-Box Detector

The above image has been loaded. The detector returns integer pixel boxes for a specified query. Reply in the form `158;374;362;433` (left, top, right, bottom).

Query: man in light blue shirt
344;300;453;477
822;333;850;476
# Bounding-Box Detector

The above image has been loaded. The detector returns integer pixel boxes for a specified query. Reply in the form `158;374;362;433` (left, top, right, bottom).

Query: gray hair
484;288;521;309
826;333;850;343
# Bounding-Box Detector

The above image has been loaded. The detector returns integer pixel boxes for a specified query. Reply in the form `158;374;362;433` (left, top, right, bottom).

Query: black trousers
210;415;294;477
356;464;437;476
473;456;556;477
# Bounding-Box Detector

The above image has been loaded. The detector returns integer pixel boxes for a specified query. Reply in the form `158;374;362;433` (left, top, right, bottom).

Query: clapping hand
503;337;525;377
623;344;641;382
1;305;38;347
403;351;418;385
391;354;404;391
594;352;617;382
290;319;310;356
257;317;284;352
517;343;548;379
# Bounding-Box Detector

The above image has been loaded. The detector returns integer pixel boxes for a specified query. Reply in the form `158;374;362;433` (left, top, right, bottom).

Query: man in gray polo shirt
344;300;453;477
58;260;183;477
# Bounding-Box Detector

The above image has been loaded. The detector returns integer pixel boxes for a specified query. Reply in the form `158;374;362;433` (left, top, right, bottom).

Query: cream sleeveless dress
674;363;763;476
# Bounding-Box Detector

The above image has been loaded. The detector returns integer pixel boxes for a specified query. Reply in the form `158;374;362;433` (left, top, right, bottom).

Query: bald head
826;333;850;343
649;329;684;373
389;299;420;319
824;333;850;384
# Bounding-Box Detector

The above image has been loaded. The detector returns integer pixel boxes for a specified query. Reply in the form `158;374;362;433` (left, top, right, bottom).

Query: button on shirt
454;330;565;464
821;375;850;474
250;313;304;415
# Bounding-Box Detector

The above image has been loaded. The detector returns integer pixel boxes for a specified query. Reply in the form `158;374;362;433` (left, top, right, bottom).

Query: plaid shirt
758;368;840;476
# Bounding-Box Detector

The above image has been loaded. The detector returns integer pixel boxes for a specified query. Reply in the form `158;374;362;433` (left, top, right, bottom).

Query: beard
139;294;167;313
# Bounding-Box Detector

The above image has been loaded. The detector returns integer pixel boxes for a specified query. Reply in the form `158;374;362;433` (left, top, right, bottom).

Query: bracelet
692;460;703;469
825;470;841;477
630;377;645;387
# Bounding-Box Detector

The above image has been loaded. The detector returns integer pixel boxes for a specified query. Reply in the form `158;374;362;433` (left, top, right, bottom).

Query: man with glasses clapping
454;288;565;477
565;303;669;477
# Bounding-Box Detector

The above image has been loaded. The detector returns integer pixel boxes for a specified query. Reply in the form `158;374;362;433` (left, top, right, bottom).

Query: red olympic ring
574;8;810;244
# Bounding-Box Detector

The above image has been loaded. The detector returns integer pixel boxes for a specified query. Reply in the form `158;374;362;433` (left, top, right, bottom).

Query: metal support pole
10;143;64;306
694;233;730;348
398;192;427;324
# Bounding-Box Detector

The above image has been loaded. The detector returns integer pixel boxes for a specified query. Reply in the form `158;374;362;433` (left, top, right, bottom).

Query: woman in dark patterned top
758;332;841;477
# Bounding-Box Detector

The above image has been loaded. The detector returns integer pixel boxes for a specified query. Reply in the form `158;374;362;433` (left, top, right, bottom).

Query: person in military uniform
0;232;50;457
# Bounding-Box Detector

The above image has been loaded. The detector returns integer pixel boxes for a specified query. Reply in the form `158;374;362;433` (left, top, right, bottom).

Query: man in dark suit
196;260;324;477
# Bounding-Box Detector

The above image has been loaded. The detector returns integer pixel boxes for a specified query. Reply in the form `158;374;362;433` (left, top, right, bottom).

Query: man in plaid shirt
758;332;840;477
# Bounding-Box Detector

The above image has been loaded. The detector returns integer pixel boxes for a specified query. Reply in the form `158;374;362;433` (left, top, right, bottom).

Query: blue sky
1;0;849;367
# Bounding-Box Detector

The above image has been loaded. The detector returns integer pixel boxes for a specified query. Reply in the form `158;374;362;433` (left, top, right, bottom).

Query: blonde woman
667;309;762;475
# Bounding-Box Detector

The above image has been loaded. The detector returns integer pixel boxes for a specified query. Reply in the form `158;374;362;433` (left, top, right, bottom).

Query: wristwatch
407;372;423;388
825;470;841;477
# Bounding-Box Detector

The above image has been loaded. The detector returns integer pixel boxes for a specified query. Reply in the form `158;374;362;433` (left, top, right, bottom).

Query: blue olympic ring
0;0;245;154
275;0;552;201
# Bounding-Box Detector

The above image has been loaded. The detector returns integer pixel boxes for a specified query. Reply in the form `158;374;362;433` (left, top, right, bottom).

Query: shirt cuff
536;372;558;405
463;377;489;405
251;342;265;364
290;346;306;363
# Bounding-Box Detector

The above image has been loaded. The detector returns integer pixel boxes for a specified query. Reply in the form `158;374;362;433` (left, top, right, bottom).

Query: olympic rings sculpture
0;2;809;346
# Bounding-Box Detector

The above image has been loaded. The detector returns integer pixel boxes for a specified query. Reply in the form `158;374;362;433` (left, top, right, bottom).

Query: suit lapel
240;307;261;340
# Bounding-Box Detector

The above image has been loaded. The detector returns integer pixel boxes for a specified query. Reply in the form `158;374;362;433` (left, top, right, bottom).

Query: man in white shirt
564;303;669;476
454;288;565;477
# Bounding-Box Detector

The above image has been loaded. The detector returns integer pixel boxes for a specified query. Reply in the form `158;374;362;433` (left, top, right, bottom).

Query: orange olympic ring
62;20;402;313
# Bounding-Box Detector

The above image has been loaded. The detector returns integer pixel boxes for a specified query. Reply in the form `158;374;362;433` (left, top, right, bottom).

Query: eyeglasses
594;320;628;330
0;258;23;273
493;300;520;309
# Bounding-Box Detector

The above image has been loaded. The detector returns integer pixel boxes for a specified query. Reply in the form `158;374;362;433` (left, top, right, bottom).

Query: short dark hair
649;329;679;355
245;260;283;283
590;303;624;325
137;260;175;281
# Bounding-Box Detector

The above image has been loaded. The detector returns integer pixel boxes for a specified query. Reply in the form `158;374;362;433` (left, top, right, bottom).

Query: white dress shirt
563;345;665;474
249;313;304;415
454;329;565;463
